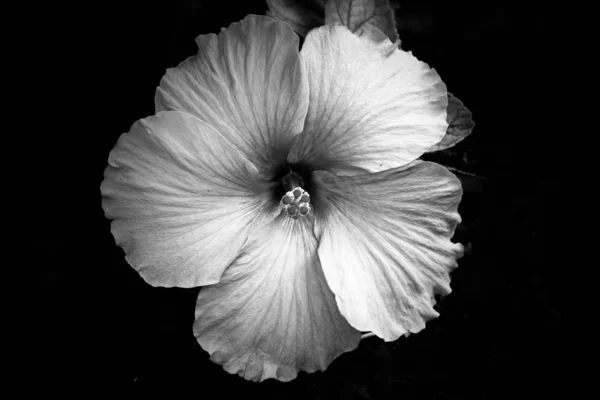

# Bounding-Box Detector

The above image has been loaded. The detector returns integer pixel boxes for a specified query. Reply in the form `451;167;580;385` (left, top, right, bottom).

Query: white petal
101;111;276;288
193;215;361;382
288;25;448;174
312;161;463;341
155;15;309;176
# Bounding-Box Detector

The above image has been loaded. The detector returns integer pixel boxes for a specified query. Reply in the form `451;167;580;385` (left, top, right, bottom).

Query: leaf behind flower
266;0;326;36
427;93;475;152
325;0;399;44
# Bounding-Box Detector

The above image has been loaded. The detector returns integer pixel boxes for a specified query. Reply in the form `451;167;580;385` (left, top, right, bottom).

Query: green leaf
427;93;475;152
325;0;399;44
266;0;326;37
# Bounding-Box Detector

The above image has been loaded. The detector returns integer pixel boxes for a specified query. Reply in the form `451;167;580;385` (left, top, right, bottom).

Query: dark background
32;0;563;398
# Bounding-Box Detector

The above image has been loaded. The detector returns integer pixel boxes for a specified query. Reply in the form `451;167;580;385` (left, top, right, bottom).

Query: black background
31;0;563;398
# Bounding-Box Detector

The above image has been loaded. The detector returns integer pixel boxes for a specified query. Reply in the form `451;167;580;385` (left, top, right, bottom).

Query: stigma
280;186;311;220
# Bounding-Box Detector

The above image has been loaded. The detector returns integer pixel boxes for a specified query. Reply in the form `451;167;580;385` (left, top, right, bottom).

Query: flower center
280;186;311;219
280;171;311;219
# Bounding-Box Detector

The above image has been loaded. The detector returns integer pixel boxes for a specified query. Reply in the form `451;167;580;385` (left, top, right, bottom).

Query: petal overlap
288;25;448;174
155;15;309;177
193;215;361;382
101;111;276;288
312;161;463;341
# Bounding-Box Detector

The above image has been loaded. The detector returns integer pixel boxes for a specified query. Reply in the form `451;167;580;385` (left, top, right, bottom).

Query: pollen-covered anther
280;186;311;220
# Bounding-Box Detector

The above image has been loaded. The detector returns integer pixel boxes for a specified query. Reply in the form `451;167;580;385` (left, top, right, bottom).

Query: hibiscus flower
101;14;463;382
